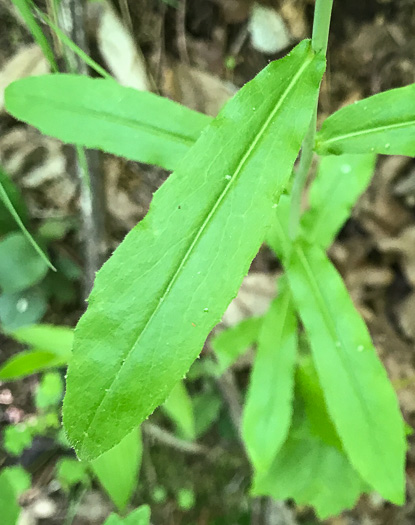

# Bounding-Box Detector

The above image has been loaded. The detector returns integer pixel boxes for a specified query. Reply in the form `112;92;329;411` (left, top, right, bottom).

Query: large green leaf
253;407;366;519
5;75;212;171
242;279;297;472
212;316;263;374
301;153;376;248
91;428;142;511
269;221;405;502
0;466;30;525
63;40;325;460
316;83;415;156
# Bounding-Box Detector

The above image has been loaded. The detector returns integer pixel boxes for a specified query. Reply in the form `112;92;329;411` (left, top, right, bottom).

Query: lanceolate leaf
0;350;67;381
242;279;297;472
91;428;142;511
269;228;405;502
63;40;325;460
301;153;376;248
5;75;212;171
315;83;415;156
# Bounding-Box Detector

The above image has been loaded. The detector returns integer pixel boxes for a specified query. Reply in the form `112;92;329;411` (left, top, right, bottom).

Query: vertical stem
289;0;333;238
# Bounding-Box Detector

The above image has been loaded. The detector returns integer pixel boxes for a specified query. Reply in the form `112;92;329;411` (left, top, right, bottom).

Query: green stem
289;0;333;238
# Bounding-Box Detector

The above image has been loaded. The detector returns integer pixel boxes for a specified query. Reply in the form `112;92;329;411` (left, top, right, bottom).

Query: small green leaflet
212;316;263;374
63;40;325;460
253;405;367;519
10;0;58;71
300;153;376;248
162;380;196;440
91;428;142;511
242;279;297;472
316;83;415;156
5;75;211;171
0;466;30;525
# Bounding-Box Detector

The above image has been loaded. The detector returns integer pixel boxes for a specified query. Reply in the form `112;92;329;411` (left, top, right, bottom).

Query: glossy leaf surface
5;75;211;171
63;40;325;460
242;280;297;472
301;154;376;248
316;83;415;156
91;428;142;511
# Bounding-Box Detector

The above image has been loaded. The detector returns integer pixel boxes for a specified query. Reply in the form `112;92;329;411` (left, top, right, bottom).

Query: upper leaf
242;279;297;472
315;83;415;156
63;40;325;460
5;75;212;171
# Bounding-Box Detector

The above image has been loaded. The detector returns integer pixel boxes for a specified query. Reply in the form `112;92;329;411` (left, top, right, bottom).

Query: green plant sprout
3;0;414;519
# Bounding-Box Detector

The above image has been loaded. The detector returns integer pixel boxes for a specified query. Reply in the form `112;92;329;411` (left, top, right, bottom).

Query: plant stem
289;0;333;238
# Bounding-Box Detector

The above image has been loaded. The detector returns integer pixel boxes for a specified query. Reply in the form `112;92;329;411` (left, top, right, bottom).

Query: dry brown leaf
0;44;49;112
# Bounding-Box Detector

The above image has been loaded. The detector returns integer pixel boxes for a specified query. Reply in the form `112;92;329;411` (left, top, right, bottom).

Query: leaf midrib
293;245;395;483
79;50;315;456
13;94;204;147
318;118;415;148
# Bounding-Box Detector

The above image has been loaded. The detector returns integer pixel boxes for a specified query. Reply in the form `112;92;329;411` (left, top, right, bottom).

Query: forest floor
1;0;415;524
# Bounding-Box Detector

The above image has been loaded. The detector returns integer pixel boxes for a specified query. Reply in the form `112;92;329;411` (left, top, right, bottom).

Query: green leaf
301;154;376;248
272;238;405;503
10;0;58;71
253;407;367;519
35;372;64;409
91;428;142;511
316;83;415;156
4;424;33;456
212;317;263;374
162;381;195;441
0;350;66;381
103;505;151;525
0;233;49;293
0;166;28;235
0;180;56;272
9;323;74;355
5;75;212;171
0;466;30;525
56;458;90;492
0;286;47;332
193;390;222;437
296;355;342;450
63;40;325;460
242;279;297;472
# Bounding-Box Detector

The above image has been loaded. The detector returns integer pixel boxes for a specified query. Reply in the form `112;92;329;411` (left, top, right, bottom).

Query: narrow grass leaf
91;428;142;511
9;324;74;355
212;316;263;374
301;154;376;248
5;75;212;171
162;380;195;440
11;0;58;71
285;241;405;503
63;40;325;460
0;180;56;271
242;279;297;472
316;83;415;156
0;166;28;235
